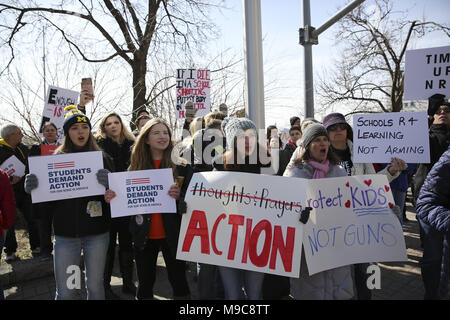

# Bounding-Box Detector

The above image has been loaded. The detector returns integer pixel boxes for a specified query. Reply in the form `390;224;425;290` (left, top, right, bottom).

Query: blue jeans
218;266;264;300
392;189;406;225
54;232;109;300
0;235;4;300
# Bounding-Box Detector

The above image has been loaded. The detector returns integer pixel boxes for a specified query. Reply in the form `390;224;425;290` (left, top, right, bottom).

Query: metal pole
302;0;314;119
243;0;265;130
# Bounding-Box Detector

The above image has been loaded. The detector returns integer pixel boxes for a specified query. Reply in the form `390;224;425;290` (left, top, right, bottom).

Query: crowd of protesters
0;90;449;300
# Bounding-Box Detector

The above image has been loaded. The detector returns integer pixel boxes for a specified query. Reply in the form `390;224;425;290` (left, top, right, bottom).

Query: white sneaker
5;253;17;262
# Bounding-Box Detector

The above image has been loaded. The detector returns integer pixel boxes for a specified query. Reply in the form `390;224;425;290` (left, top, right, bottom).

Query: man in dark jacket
0;124;40;261
416;147;450;299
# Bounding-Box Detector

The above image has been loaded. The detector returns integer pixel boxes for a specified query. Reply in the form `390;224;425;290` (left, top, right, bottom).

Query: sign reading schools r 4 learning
352;111;430;163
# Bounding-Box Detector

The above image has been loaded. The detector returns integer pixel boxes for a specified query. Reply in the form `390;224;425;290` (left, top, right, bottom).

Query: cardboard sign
404;46;450;100
0;155;26;178
352;111;430;163
28;151;105;203
303;174;407;275
40;86;79;142
176;171;306;278
176;68;211;119
108;168;177;218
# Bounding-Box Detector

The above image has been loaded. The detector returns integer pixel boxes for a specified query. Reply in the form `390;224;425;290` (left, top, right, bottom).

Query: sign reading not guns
28;151;105;203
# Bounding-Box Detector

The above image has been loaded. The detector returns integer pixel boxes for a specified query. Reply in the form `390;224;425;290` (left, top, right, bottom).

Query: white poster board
40;85;79;141
404;46;450;100
28;151;105;203
176;171;306;278
303;174;407;275
108;168;177;218
175;68;211;119
0;155;26;178
352;111;430;163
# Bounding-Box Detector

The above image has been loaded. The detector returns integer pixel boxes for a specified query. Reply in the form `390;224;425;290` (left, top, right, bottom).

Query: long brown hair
94;112;135;144
129;118;177;175
293;140;340;166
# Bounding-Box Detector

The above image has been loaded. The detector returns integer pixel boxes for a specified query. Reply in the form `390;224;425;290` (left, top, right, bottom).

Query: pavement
1;203;425;300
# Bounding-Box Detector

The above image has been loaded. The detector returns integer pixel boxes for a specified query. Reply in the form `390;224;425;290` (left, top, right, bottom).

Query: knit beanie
63;105;92;135
301;123;329;148
221;117;257;150
290;116;300;126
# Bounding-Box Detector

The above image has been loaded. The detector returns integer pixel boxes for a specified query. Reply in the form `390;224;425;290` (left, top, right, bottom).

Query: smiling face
308;135;330;162
145;122;170;154
103;115;122;139
68;122;91;148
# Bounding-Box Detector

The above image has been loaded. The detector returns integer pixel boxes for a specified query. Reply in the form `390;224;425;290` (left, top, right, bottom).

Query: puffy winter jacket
284;162;354;300
416;147;450;299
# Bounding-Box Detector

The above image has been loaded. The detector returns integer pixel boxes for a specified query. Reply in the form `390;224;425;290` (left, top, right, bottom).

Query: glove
178;200;188;214
299;207;312;224
96;169;110;189
427;93;446;116
184;101;197;122
24;174;38;194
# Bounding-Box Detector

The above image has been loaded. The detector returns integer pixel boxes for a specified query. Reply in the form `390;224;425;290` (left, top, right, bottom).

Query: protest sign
352;111;430;163
404;46;450;100
40;144;58;156
176;68;211;119
28;151;105;203
1;155;26;178
108;168;177;218
40;85;79;141
303;174;407;275
176;171;306;278
279;128;290;149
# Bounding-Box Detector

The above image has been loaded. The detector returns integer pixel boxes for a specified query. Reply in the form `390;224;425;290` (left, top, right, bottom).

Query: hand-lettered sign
352;111;430;163
176;171;306;278
404;46;450;100
176;68;211;119
303;174;407;275
0;155;26;178
28;151;105;203
108;168;177;218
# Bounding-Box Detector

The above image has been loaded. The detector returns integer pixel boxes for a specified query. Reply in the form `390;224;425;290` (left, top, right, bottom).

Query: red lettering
182;210;210;254
227;215;245;260
269;226;295;272
249;220;272;267
241;218;253;263
212;213;226;255
178;110;185;118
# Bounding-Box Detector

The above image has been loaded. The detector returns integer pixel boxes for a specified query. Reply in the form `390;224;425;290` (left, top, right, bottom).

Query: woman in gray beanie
213;117;272;299
283;124;355;300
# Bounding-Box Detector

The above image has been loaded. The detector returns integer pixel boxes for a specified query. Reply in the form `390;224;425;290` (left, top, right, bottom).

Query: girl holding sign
95;112;136;299
105;118;191;300
284;123;354;300
24;105;114;300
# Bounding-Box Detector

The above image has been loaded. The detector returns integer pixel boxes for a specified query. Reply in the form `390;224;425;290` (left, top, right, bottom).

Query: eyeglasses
327;123;347;131
435;107;450;114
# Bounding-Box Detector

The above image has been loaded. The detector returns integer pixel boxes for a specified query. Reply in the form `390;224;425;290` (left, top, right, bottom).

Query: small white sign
352;111;430;163
404;46;450;100
1;155;26;178
175;68;211;119
28;151;105;203
108;168;177;218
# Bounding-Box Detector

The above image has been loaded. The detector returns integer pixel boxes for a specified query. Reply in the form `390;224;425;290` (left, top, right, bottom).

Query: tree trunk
131;53;147;127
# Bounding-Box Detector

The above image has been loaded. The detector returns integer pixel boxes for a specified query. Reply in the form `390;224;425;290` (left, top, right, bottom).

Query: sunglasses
328;123;347;131
435;107;450;114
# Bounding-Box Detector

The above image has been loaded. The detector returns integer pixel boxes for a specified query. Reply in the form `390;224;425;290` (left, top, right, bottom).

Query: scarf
0;138;26;160
309;159;330;179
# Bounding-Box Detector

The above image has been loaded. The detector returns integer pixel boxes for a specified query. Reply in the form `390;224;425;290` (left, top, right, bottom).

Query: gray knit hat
301;123;329;148
221;117;257;150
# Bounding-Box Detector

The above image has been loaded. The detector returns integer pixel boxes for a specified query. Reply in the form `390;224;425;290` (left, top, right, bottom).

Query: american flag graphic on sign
126;178;150;185
47;161;75;170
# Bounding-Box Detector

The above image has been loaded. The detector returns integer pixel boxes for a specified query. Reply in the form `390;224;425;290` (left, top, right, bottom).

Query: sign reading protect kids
107;168;177;218
176;171;306;278
28;151;105;203
303;174;407;275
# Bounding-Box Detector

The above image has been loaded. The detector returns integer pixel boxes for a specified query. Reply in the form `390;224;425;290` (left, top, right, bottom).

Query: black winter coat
0;141;29;197
96;137;134;172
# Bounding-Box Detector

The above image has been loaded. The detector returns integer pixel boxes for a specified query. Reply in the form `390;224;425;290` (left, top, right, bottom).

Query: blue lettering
344;224;356;246
381;223;397;247
367;223;380;244
350;187;363;207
